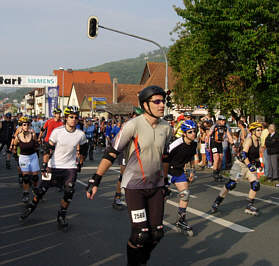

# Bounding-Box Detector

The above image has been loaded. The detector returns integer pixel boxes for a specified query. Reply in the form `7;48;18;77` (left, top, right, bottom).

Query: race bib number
131;209;147;223
20;163;27;167
212;148;218;153
42;172;52;181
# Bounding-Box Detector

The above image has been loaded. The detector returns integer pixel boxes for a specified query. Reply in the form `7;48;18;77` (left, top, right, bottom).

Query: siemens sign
0;75;57;88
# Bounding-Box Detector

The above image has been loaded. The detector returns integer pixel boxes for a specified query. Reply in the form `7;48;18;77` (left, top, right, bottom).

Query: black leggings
125;187;165;231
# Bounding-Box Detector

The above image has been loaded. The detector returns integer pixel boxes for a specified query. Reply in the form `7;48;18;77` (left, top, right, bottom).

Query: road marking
166;199;254;233
206;185;279;206
82;166;120;170
0;232;56;250
0;203;23;209
77;178;252;234
0;243;63;265
90;253;123;266
1;214;79;234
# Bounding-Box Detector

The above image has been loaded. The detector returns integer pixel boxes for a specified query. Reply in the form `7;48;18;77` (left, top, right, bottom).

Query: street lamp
59;67;64;110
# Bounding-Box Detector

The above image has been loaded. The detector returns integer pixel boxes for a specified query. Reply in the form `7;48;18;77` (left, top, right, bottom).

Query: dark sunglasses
68;115;79;120
22;123;29;126
149;99;165;105
187;130;195;134
256;129;262;132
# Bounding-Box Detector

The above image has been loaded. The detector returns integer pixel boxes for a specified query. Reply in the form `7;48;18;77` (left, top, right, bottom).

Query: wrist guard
247;163;256;172
77;162;83;173
41;162;48;173
87;174;103;193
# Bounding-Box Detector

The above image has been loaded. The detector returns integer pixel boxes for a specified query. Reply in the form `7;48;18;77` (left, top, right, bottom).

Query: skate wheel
186;230;194;237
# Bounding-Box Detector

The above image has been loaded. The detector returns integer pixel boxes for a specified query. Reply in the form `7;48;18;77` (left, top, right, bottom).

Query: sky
0;0;184;76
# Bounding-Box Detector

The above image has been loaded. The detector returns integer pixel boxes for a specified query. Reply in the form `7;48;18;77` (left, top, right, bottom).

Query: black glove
77;162;83;172
86;173;103;194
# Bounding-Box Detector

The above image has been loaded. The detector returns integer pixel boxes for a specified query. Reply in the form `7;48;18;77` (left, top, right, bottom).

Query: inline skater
210;122;263;216
165;120;198;237
83;118;95;160
209;115;233;181
174;112;192;139
86;86;172;266
20;106;88;228
12;117;40;203
0;112;15;169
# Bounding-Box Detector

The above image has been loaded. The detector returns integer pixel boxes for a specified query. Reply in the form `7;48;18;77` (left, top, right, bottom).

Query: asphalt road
0;151;279;266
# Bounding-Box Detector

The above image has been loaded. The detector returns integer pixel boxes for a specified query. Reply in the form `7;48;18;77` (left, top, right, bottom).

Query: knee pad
150;225;164;243
250;181;260;192
32;175;39;183
63;182;75;203
130;227;150;247
118;174;123;182
178;189;190;202
22;175;31;184
225;179;237;191
33;185;48;200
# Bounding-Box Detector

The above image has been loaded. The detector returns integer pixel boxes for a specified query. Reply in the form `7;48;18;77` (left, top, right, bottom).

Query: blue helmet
181;120;196;132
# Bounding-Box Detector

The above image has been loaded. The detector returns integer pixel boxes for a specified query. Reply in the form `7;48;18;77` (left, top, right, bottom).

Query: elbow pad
102;147;120;164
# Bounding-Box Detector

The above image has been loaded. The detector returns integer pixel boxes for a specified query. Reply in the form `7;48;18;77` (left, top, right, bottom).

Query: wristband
41;162;48;172
87;173;103;193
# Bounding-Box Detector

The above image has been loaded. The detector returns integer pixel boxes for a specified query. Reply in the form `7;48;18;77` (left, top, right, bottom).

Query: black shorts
210;141;223;154
125;187;165;229
42;168;77;188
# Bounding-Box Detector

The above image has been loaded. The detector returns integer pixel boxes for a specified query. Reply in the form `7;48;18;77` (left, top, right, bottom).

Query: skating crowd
0;86;279;266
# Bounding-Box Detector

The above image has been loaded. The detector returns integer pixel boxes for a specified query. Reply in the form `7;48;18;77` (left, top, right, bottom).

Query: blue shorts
19;153;40;173
171;172;189;184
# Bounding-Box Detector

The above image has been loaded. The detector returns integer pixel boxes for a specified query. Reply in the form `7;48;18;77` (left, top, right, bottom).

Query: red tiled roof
143;62;176;90
53;70;111;97
72;83;141;107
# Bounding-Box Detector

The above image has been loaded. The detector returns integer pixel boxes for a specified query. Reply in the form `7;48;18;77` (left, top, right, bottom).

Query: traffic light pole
98;25;168;94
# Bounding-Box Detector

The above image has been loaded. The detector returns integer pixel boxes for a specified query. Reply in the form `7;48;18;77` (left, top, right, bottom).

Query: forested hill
82;48;167;84
0;88;31;103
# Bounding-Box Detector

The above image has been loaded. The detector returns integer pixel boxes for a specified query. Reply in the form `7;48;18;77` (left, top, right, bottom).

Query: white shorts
200;143;206;154
19;153;40;173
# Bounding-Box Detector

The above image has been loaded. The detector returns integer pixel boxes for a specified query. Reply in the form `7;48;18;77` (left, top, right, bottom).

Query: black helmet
138;86;166;108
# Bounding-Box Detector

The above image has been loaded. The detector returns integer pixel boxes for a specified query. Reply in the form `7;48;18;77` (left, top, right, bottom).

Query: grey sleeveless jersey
112;115;172;189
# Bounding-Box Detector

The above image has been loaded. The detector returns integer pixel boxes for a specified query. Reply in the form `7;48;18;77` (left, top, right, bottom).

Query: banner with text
0;74;57;88
48;86;59;117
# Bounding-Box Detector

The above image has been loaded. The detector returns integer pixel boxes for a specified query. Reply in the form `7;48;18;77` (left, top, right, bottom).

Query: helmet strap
144;102;161;119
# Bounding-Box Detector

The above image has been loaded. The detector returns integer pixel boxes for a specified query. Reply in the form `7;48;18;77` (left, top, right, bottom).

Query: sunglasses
149;99;165;105
68;115;79;120
22;123;29;126
256;129;262;132
187;130;195;134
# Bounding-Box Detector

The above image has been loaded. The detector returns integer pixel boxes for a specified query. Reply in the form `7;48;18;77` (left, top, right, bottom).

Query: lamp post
59;67;64;110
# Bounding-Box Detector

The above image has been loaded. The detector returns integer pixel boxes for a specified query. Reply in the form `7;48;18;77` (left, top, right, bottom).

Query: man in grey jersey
86;86;172;266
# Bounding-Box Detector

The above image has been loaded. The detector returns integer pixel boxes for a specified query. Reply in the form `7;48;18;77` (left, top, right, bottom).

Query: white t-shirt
48;126;87;169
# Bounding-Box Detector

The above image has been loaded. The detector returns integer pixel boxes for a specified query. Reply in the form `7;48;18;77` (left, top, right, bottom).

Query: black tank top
18;134;37;155
248;139;259;163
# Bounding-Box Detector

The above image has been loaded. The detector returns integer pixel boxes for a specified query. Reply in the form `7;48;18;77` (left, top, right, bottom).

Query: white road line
77;178;252;233
166;199;254;233
0;243;63;265
83;166;120;170
1;214;79;234
90;253;123;266
0;232;56;250
0;203;23;209
206;185;279;206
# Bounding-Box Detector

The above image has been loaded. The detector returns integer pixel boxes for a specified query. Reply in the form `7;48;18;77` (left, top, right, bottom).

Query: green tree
168;0;279;121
